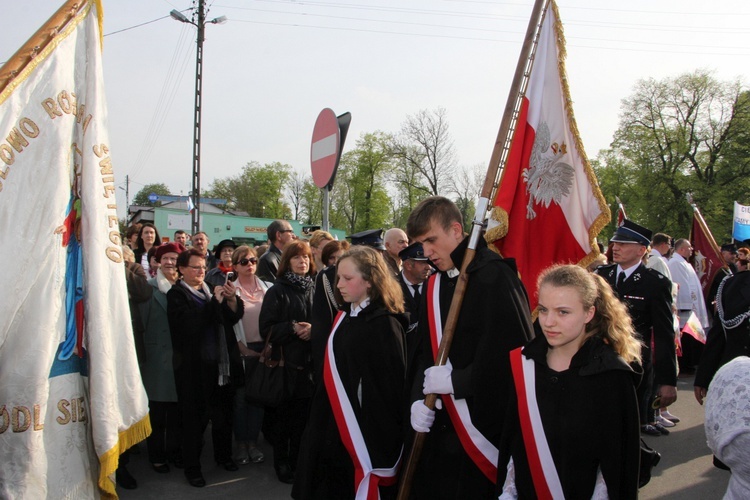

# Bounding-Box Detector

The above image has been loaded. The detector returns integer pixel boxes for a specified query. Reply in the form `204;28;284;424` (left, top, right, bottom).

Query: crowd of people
115;197;750;499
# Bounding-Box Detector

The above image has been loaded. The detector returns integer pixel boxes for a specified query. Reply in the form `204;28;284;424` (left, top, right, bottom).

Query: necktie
617;271;626;289
412;283;421;303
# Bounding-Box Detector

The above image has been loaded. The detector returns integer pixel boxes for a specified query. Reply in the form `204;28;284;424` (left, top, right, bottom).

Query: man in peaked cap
596;219;676;439
398;242;432;329
348;229;386;251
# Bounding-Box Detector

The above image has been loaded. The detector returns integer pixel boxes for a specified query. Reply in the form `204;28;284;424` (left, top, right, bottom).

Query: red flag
616;196;627;227
485;2;609;310
690;207;727;301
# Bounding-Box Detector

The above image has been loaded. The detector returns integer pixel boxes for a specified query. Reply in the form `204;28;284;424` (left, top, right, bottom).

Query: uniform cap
610;219;652;246
348;229;385;251
399;242;428;261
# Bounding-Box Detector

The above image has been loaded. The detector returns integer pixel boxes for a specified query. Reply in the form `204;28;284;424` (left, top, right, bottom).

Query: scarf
178;280;232;386
155;268;174;294
283;271;314;291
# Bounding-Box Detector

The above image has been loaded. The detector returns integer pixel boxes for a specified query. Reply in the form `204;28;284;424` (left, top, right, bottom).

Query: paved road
118;373;729;499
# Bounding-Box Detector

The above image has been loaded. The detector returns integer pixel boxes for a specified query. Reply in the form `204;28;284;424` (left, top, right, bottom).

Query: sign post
311;108;350;231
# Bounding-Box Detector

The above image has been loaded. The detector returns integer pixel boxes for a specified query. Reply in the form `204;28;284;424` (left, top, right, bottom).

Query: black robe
695;270;750;389
497;335;641;500
292;303;408;499
410;237;534;499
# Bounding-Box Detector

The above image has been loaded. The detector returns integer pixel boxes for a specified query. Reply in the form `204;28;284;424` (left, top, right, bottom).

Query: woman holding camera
167;248;244;488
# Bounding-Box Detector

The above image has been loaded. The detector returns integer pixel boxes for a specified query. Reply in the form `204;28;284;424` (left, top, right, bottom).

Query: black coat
596;263;676;386
695;270;750;389
258;275;315;399
257;244;282;282
497;335;641;500
166;282;244;406
293;303;408;499
410;237;534;498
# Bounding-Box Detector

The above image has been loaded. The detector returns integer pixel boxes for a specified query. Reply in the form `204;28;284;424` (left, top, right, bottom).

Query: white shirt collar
446;267;460;279
616;262;641;280
349;297;371;317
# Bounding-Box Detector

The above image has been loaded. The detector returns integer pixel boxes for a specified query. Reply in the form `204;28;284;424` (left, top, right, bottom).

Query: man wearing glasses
257;220;295;282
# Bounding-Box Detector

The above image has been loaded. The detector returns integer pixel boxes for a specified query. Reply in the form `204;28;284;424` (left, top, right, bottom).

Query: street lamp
170;2;226;235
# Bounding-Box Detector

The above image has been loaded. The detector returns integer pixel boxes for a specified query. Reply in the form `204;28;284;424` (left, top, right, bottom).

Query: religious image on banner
0;1;150;498
485;0;610;310
733;201;750;243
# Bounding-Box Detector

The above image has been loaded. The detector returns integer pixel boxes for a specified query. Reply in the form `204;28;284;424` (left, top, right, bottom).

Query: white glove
410;399;442;433
423;364;454;395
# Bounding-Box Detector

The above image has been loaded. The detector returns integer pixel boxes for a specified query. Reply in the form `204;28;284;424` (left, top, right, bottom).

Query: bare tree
390;107;457;196
287;170;307;221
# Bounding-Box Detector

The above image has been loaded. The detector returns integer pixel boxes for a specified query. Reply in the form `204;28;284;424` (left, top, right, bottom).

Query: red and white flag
486;1;609;310
690;206;727;301
615;196;627;227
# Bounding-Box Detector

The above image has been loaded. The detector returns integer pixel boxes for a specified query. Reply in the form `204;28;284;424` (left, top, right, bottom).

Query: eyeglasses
278;229;295;234
238;258;258;266
187;265;207;271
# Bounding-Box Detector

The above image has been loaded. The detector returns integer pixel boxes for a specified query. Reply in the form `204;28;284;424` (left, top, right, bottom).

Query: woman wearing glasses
167;248;244;487
231;246;272;465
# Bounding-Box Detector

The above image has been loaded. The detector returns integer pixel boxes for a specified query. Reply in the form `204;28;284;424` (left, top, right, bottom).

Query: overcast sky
3;0;749;220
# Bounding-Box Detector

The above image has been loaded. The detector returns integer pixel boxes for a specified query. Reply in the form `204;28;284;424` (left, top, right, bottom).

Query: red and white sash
324;311;402;500
509;347;564;500
425;273;498;482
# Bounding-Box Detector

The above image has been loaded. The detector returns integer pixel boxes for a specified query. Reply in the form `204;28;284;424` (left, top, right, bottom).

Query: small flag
681;311;706;344
732;201;750;242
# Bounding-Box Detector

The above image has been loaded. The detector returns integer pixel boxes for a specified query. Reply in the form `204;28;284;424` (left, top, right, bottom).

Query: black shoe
116;466;138;490
170;454;185;469
152;463;170;474
653;422;670;435
218;459;239;472
641;424;661;436
275;464;295;484
185;468;206;488
639;451;661;488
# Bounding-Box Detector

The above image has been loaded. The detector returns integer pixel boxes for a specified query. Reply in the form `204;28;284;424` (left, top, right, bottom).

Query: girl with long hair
293;246;408;499
498;264;642;499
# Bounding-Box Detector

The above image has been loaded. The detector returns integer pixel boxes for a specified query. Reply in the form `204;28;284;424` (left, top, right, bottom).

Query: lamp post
170;1;226;235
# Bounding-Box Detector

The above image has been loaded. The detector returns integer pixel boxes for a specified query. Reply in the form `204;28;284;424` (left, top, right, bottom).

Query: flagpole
396;0;550;497
0;0;87;95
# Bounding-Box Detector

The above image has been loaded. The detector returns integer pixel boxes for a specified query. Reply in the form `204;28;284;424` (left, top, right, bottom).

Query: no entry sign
311;108;341;188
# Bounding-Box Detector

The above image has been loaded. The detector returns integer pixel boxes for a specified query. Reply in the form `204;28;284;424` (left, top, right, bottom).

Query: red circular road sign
310;108;341;188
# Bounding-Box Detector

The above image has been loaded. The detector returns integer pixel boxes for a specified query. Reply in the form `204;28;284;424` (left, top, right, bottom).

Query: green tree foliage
132;182;171;206
207;161;292;219
595;70;748;240
329;132;393;233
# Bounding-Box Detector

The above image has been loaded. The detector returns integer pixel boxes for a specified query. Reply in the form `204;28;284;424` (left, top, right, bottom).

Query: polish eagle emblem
522;121;575;219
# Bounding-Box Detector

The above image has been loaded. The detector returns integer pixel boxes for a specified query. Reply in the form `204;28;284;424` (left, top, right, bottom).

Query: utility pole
191;0;205;236
170;2;226;235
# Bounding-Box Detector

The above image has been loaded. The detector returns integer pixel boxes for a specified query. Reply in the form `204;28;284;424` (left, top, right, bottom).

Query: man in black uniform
398;241;432;328
406;196;533;499
595;220;676;436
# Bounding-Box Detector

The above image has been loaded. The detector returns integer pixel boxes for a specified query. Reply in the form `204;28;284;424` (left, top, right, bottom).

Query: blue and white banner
733;201;750;242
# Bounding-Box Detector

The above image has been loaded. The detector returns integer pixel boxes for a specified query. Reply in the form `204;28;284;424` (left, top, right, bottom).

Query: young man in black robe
406;196;533;499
